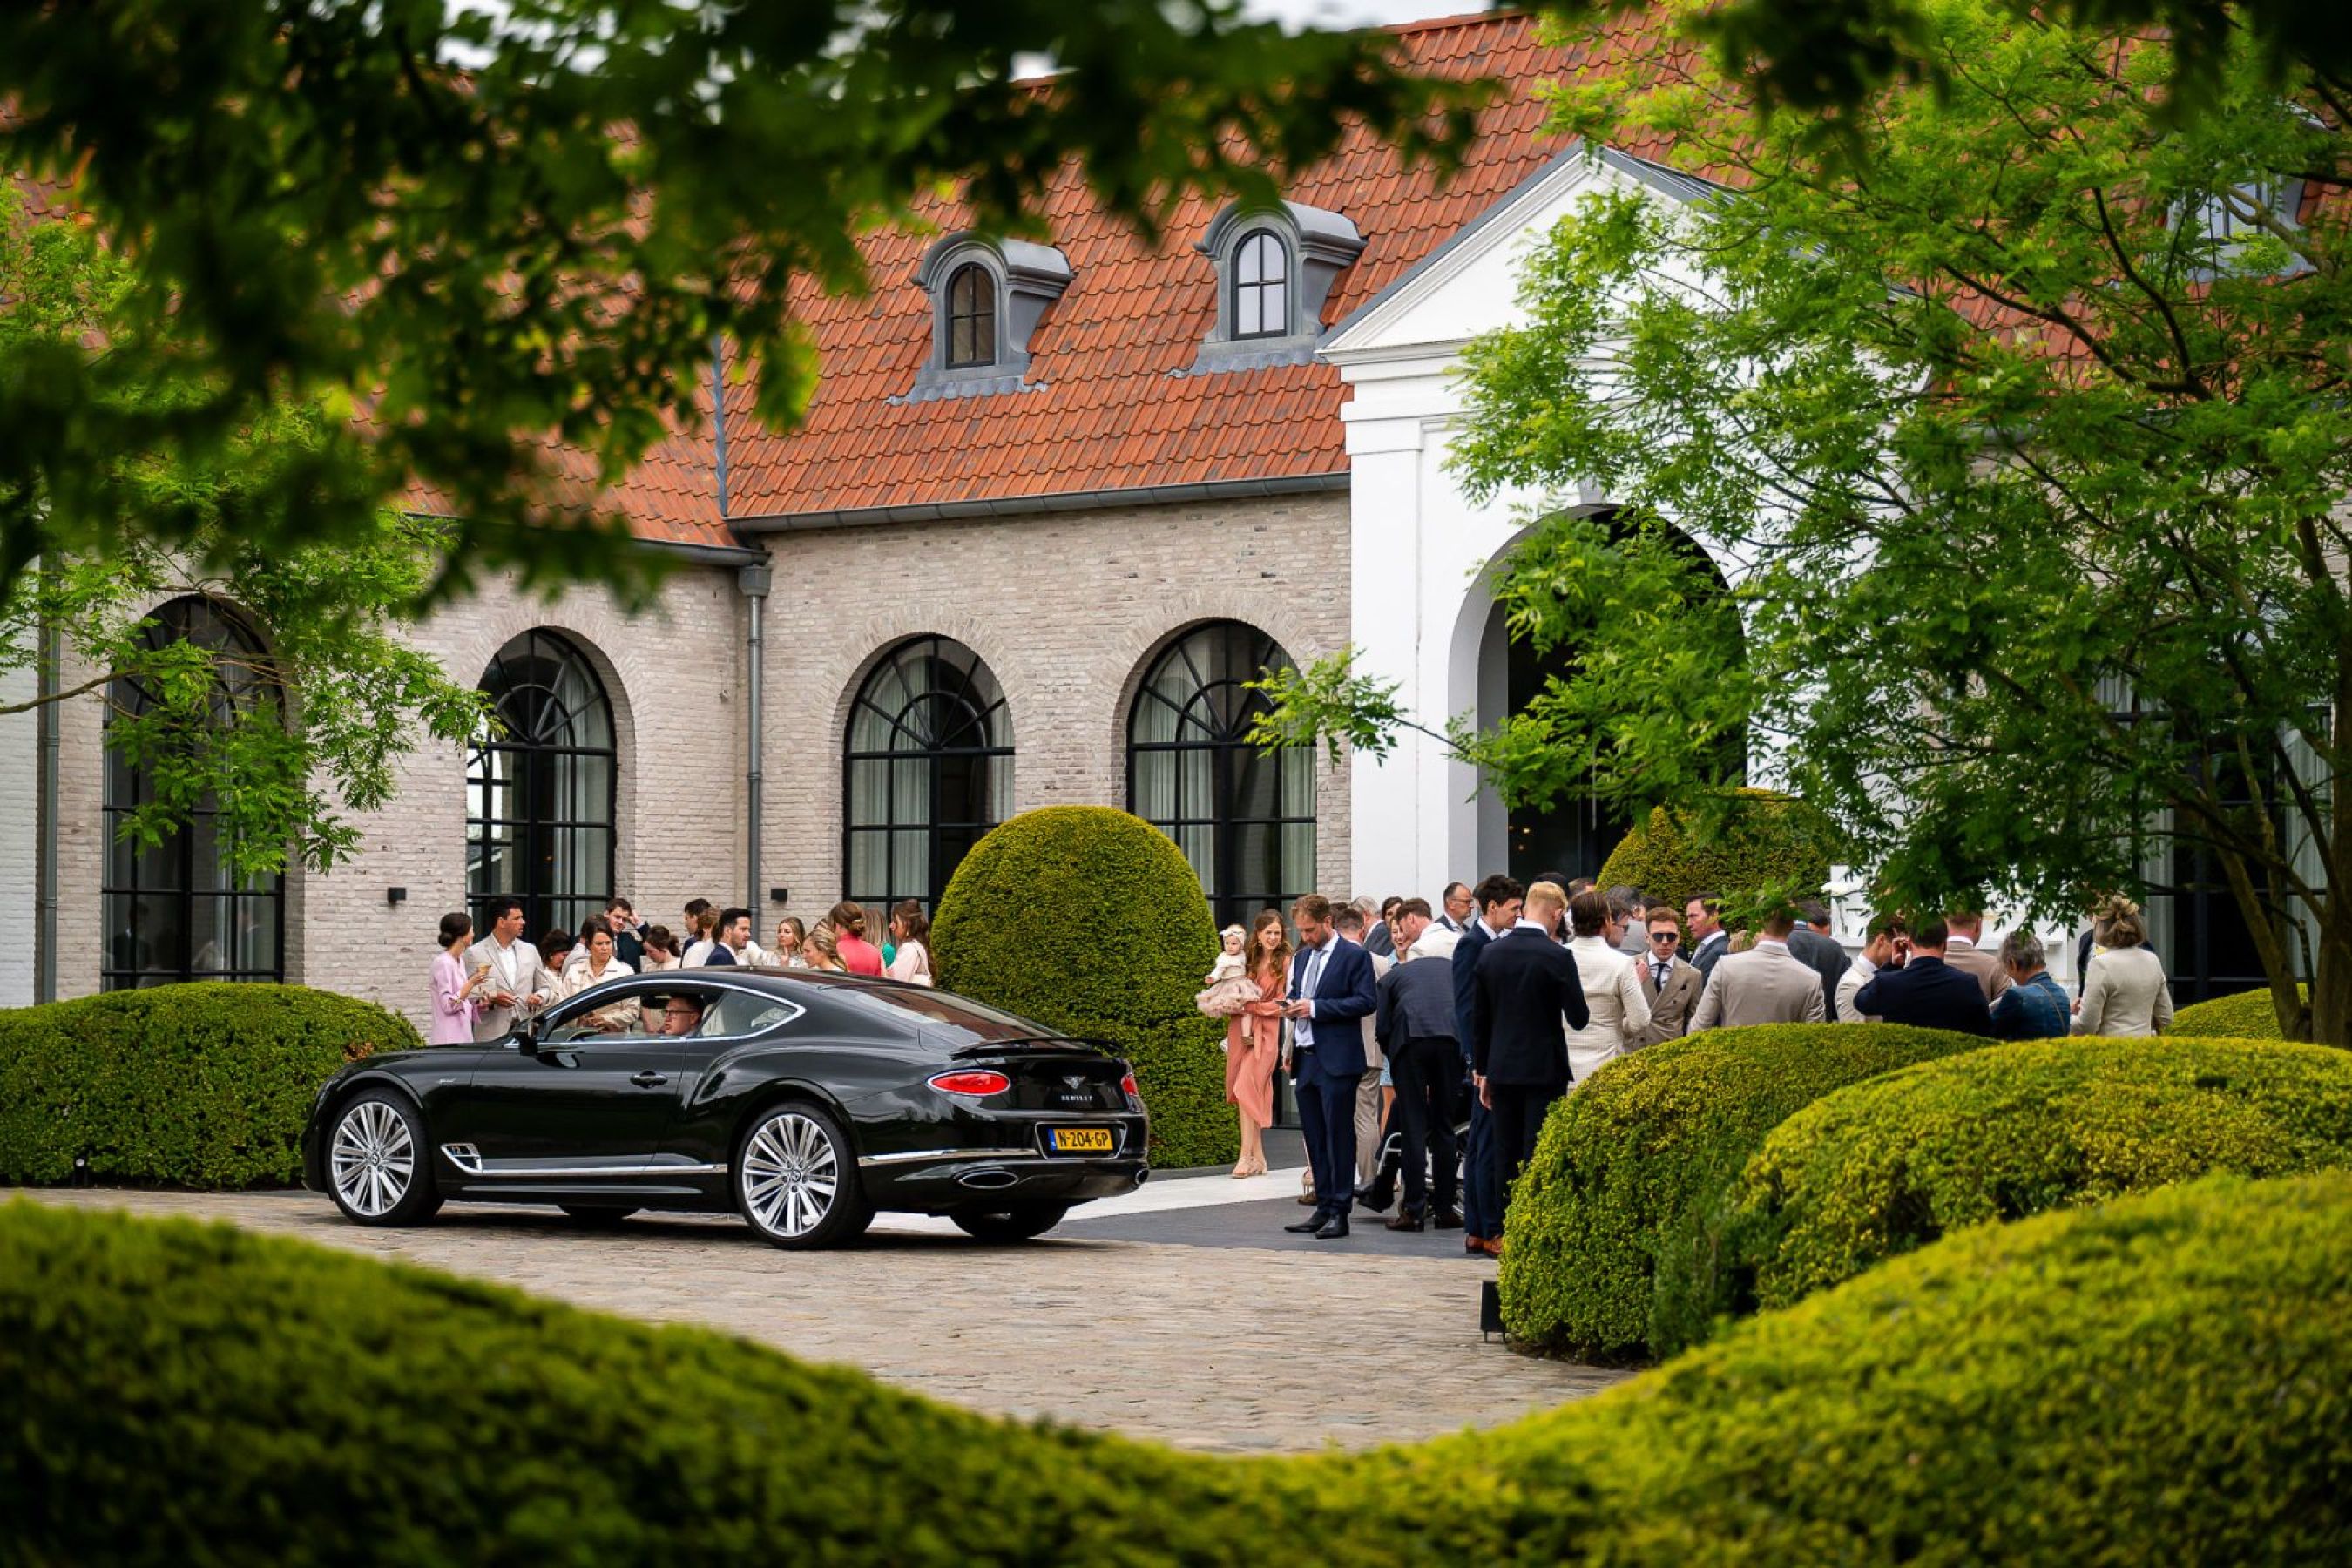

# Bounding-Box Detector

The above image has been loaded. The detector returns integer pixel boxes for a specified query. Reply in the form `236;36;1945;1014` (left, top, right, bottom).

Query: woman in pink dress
1227;911;1291;1178
428;911;490;1045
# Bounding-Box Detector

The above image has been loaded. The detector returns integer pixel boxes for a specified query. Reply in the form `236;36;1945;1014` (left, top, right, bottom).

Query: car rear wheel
950;1203;1071;1243
558;1205;640;1227
736;1104;873;1249
326;1092;443;1227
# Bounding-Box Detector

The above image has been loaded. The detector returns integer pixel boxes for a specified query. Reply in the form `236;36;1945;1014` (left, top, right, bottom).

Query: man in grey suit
1633;904;1707;1043
1689;911;1829;1031
465;897;556;1042
1784;899;1851;1021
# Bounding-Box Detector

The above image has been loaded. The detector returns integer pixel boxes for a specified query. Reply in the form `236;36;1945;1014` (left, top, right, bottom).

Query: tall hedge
1683;1037;2352;1345
0;983;423;1188
2171;983;2303;1038
10;1171;2352;1562
934;807;1232;1167
1594;787;1843;919
1499;1022;1989;1361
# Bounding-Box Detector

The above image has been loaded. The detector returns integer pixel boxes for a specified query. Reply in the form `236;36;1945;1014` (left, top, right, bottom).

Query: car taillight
1120;1071;1144;1112
929;1069;1011;1098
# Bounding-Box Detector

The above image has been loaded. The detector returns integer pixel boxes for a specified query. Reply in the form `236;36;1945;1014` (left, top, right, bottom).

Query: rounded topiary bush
933;806;1230;1167
1596;787;1842;919
2171;984;2303;1038
1499;1022;1990;1361
1692;1036;2352;1342
10;1172;2352;1564
0;983;424;1188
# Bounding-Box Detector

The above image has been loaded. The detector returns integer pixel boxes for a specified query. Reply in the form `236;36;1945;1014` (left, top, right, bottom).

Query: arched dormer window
1192;199;1364;372
906;234;1073;400
1231;230;1290;339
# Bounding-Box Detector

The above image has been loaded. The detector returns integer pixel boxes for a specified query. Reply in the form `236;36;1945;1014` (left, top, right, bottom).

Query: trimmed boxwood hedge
0;983;423;1189
934;806;1233;1167
1674;1036;2352;1348
1498;1022;1989;1361
1594;787;1843;921
10;1171;2352;1562
2171;983;2304;1038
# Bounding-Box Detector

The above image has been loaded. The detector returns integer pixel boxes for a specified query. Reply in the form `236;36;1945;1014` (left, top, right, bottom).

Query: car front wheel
951;1203;1071;1243
735;1104;873;1249
326;1092;443;1227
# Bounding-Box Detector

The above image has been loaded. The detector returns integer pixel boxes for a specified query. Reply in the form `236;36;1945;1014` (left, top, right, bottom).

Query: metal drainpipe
35;566;59;1004
713;335;768;911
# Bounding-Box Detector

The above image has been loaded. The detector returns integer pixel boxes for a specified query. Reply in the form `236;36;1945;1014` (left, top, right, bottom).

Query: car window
699;989;805;1040
537;980;660;1044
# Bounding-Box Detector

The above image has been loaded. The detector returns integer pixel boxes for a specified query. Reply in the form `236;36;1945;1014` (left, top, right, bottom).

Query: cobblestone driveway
19;1187;1629;1453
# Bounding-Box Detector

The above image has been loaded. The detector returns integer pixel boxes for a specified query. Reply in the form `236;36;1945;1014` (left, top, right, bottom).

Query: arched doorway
467;629;617;941
1476;512;1744;883
1126;620;1315;928
101;597;285;988
843;635;1014;914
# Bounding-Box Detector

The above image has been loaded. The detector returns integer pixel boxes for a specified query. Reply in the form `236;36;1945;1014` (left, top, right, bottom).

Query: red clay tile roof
727;8;1664;523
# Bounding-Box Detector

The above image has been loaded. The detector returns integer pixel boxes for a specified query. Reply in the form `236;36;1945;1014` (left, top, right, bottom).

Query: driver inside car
635;992;705;1037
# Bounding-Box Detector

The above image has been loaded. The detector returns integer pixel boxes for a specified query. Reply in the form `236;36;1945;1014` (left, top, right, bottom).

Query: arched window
468;630;616;941
1231;230;1289;339
845;636;1013;914
944;263;997;368
102;598;284;988
1127;622;1314;926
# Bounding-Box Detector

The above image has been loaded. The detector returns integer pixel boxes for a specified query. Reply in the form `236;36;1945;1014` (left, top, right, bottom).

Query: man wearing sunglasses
1634;906;1706;1044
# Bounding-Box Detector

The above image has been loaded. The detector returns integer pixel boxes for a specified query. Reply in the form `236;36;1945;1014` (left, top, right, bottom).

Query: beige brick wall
756;489;1354;921
53;568;749;1025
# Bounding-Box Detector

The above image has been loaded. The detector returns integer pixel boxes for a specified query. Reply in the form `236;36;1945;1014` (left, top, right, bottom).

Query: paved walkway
18;1173;1630;1454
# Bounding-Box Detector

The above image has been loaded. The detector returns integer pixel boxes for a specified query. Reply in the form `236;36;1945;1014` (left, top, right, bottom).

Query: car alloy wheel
736;1105;872;1249
327;1092;442;1227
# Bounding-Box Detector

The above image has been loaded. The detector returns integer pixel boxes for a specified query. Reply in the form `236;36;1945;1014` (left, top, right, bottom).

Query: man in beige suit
1634;905;1706;1043
1941;911;2013;1003
1689;910;1829;1031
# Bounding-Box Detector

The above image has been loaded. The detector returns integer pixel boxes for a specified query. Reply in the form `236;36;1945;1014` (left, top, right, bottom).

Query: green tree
0;186;483;878
0;1;1484;607
1274;2;2351;1044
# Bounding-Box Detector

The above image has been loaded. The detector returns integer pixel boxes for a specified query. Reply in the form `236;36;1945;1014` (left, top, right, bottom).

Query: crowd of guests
427;894;936;1044
1209;876;2181;1253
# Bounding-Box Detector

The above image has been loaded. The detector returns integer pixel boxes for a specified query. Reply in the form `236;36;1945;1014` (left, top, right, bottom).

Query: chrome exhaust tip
956;1168;1019;1191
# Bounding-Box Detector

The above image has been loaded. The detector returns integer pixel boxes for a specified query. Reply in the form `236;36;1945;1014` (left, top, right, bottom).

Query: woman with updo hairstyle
2075;896;2176;1037
428;912;492;1045
639;925;681;971
885;900;934;986
828;900;885;977
801;921;846;973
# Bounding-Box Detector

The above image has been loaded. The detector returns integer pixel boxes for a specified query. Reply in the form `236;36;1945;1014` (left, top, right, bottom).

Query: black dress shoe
1354;1182;1395;1213
1430;1207;1464;1230
1315;1214;1351;1240
1284;1212;1330;1234
1385;1210;1424;1233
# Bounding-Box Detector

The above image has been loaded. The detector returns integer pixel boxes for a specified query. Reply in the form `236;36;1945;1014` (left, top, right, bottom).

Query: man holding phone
1836;914;1908;1024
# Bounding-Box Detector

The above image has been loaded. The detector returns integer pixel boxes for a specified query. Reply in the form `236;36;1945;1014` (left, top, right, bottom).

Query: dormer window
905;234;1073;401
1232;230;1291;339
2180;176;2311;280
945;264;997;368
1191;199;1365;372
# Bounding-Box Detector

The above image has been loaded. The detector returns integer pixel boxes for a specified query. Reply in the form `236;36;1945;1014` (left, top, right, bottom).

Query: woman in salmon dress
1227;911;1291;1178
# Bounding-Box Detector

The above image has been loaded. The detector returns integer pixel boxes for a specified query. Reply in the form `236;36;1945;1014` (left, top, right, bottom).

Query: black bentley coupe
301;970;1150;1247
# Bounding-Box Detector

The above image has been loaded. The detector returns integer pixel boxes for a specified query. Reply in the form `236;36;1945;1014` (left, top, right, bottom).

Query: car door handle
630;1071;669;1088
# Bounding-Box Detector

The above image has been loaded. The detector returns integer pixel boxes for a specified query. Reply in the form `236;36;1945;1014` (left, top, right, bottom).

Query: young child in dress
1196;925;1257;1018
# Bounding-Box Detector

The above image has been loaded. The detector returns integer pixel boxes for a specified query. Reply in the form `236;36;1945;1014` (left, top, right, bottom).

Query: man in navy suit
1279;894;1380;1240
1852;916;1994;1037
1450;873;1524;1256
1466;882;1592;1232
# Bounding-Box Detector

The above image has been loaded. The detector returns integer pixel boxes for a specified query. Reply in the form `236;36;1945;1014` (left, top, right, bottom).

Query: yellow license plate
1048;1127;1114;1154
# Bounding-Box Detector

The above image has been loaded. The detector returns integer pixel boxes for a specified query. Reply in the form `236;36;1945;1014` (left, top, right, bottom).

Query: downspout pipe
35;564;58;1004
713;335;768;914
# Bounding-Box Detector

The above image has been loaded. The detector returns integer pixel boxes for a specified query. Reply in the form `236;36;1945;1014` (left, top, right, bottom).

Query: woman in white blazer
1563;890;1652;1084
2073;904;2175;1037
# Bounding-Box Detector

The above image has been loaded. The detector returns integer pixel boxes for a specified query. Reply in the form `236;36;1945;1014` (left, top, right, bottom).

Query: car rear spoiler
950;1037;1118;1059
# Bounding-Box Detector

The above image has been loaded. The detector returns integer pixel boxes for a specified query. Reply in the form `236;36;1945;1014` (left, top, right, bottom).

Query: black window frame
944;263;998;368
1230;229;1290;340
842;635;1014;916
467;628;618;944
1125;621;1315;928
101;596;286;990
